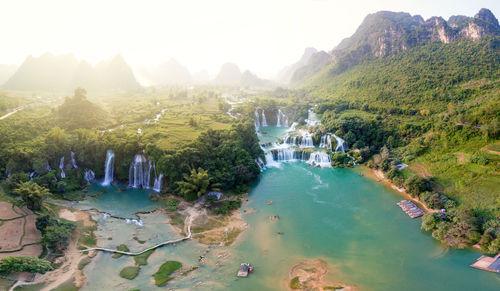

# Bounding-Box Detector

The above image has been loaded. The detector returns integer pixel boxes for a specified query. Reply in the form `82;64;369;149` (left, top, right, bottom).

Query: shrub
134;250;154;265
0;256;53;274
119;266;140;280
112;244;130;259
153;261;182;286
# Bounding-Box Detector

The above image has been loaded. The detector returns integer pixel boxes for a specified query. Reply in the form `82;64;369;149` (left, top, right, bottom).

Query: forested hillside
299;35;499;252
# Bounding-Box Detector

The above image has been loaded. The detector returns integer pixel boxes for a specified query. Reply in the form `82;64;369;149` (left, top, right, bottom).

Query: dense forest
0;88;262;203
296;38;500;253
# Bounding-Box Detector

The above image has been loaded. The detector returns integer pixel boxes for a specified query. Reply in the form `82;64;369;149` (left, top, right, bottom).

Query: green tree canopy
13;181;49;210
0;256;53;274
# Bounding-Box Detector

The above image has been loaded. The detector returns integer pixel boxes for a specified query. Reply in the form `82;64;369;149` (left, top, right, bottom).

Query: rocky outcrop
333;8;499;60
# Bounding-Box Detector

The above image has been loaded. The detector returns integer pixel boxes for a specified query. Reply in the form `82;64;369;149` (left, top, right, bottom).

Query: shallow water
78;127;500;290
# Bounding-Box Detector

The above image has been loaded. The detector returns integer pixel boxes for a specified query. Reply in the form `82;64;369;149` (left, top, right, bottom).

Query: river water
78;125;499;290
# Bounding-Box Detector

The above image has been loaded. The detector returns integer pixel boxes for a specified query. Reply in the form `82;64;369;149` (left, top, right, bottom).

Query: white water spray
59;156;66;178
71;152;78;168
102;150;115;186
261;110;268;126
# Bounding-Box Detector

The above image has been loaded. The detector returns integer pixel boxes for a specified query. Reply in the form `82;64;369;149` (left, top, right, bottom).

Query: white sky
0;0;498;78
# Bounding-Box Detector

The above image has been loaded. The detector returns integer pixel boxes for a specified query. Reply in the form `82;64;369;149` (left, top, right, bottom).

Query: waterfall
307;152;332;168
265;151;280;168
300;133;314;148
284;135;298;146
287;122;297;132
153;173;164;192
319;134;333;151
46;161;51;171
261;110;268;126
129;154;152;189
84;169;95;184
30;172;35;181
71;152;78;168
125;219;144;227
333;135;346;153
254;109;260;129
102;150;115;186
276;109;289;127
255;157;266;171
59;156;66;179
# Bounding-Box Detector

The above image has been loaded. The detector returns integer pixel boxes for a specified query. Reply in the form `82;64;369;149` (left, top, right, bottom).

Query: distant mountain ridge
2;53;139;92
283;8;499;84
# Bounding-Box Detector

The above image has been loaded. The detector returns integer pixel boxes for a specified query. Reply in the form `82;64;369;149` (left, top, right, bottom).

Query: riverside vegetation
0;7;498;291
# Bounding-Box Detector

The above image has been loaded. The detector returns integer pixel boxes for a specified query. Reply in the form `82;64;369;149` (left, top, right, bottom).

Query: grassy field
95;91;233;150
415;143;500;210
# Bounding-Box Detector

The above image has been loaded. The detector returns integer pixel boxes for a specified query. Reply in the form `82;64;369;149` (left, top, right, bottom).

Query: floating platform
237;263;254;277
397;200;424;218
471;253;500;273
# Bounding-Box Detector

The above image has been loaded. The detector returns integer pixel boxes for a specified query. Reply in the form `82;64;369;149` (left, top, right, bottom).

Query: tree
421;213;439;231
13;181;49;210
176;168;211;201
0;256;53;274
42;220;76;251
36;216;76;251
404;175;427;197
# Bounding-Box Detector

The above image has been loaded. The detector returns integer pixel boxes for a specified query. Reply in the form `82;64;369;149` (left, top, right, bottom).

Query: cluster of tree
36;215;77;251
322;115;398;152
154;121;263;200
0;256;53;274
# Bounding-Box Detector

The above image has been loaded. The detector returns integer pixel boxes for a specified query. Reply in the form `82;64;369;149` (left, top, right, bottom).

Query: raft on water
397;200;424;218
237;263;254;277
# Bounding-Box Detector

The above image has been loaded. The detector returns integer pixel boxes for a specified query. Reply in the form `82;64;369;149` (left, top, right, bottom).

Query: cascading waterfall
319;134;333;151
102;150;115;186
284;135;298;146
125;219;144;227
307;152;332;168
255;157;266;171
153;173;164;192
84;169;95;184
276;109;289;127
254;109;260;129
333;134;346;153
59;156;66;179
46;161;51;171
30;172;35;181
71;152;78;168
129;154;152;189
261;110;268;126
300;133;314;148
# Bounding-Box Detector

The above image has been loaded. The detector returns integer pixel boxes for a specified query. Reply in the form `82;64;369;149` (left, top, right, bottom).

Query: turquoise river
74;125;499;290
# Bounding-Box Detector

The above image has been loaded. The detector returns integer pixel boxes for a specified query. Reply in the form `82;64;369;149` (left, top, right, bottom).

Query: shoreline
361;166;436;213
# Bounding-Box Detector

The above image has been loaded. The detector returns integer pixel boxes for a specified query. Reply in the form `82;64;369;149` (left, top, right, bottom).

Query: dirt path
9;233;83;291
0;106;24;120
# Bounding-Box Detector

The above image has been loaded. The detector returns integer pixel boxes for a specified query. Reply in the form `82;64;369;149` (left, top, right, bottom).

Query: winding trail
79;215;193;256
9;211;196;290
0;106;24;120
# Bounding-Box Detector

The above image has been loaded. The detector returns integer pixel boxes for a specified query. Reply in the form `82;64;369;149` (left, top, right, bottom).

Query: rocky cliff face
333;8;499;61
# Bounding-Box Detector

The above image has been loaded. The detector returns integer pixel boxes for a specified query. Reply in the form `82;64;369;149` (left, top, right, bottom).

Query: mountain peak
475;8;499;26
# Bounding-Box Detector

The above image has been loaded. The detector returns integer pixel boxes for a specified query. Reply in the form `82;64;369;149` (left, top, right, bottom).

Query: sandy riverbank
288;258;355;291
362;166;436;213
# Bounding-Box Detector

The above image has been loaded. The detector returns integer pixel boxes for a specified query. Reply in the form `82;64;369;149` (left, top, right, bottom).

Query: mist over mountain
134;59;192;86
215;63;242;85
0;64;18;86
240;70;273;87
193;70;210;84
2;53;139;92
276;47;318;84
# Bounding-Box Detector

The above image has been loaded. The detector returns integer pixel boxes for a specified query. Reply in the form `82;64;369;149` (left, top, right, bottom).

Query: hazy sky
0;0;498;78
